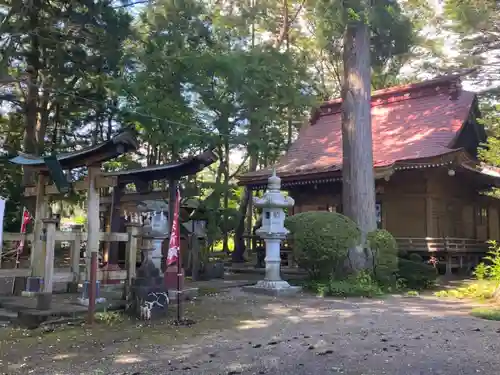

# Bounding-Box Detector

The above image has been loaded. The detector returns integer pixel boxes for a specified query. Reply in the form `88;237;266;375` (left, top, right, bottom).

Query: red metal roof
241;75;477;182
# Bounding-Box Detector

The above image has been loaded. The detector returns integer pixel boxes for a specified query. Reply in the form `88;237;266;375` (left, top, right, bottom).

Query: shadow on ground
2;289;500;375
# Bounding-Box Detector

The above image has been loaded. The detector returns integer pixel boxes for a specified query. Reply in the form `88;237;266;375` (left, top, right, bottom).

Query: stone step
0;307;18;325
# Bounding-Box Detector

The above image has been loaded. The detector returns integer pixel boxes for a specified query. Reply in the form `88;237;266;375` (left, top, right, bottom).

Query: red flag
166;188;181;266
16;208;31;265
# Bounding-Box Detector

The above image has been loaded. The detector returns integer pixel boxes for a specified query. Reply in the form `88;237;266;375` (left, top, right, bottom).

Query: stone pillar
123;222;141;300
68;225;83;293
263;237;282;281
36;218;58;310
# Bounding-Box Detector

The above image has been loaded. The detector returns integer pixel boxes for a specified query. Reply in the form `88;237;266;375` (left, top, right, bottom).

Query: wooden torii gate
9;138;217;320
9;131;138;308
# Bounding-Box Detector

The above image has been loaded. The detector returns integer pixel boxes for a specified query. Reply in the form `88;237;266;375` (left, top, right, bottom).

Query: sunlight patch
114;354;144;364
237;319;270;330
53;353;77;360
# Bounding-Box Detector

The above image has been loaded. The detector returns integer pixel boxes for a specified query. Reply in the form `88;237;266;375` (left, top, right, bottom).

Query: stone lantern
127;218;169;320
243;170;301;296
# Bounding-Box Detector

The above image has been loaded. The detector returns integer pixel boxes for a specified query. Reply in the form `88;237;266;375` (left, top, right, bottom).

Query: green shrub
434;280;497;299
285;212;360;279
367;229;398;284
483;240;500;281
471;307;500;321
397;258;437;290
473;262;488;280
408;253;423;262
307;272;383;298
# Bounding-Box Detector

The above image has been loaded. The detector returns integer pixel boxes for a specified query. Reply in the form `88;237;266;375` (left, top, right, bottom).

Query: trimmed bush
408;253;423;263
285;211;360;279
397;258;437;290
367;229;398;285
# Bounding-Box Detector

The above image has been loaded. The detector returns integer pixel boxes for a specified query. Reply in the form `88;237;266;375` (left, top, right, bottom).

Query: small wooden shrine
5;130;217;312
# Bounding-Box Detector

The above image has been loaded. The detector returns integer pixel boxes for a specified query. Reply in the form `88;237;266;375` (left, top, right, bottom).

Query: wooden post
32;173;49;277
446;255;452;276
108;185;123;266
123;222;141;300
42;218;58;294
426;196;433;237
69;225;83;293
86;165;101;324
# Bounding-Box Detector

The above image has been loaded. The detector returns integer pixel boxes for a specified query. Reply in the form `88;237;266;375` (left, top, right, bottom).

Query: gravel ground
2;289;500;375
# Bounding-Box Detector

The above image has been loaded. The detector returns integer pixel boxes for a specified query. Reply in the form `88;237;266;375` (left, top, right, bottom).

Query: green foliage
435;281;497;300
473;262;488;280
397;258;437;290
285;212;360;279
312;0;416;91
444;0;497;32
405;290;419;297
481;241;500;281
307;271;383;298
95;311;124;326
367;229;398;283
408;253;423;263
470;307;500;321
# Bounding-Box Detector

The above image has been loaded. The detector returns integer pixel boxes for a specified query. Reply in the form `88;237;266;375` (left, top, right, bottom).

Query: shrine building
238;74;500;273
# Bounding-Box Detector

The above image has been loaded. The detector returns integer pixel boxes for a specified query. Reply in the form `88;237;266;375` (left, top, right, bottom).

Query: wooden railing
0;227;139;286
243;234;489;260
395;237;489;254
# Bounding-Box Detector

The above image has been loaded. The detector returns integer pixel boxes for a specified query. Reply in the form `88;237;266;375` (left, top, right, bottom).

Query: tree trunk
341;20;377;272
222;139;230;254
22;0;41;188
233;144;259;263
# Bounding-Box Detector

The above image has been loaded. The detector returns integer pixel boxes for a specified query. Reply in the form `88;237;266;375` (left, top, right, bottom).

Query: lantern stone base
167;287;199;302
242;280;301;297
21;276;43;297
77;280;106;306
126;259;170;320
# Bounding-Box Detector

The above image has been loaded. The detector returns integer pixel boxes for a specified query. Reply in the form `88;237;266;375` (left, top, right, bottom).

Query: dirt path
1;289;500;375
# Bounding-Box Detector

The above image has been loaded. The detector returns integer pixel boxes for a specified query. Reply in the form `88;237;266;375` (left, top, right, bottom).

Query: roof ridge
313;70;475;121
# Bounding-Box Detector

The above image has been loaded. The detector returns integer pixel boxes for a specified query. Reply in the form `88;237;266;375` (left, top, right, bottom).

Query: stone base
36;292;52;310
21;276;43;297
76;297;107;306
100;263;123;285
76;280;106;306
242;280;302;297
127;259;169;320
168;287;199;302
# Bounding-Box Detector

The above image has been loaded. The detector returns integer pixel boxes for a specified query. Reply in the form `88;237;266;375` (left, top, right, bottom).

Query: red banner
16;208;31;266
166;188;181;266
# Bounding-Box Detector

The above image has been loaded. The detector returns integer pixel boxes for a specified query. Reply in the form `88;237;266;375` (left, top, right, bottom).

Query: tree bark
222;138;230;254
341;19;377;272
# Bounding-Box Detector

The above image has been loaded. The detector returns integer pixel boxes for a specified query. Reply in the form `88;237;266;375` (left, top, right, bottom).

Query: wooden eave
240;150;470;190
103;149;217;184
9;131;138;171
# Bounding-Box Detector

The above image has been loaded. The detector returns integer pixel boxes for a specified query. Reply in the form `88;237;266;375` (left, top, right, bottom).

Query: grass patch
471;307;500;321
434;280;498;300
303;273;385;298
